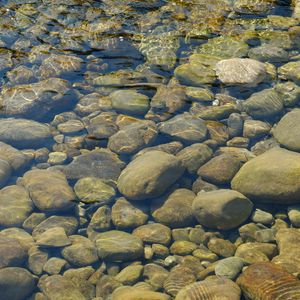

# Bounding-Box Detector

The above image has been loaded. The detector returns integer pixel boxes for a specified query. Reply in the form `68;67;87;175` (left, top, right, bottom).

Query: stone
192;177;218;194
115;265;143;285
175;276;241;300
197;154;242;185
57;120;85;135
176;143;213;174
254;229;275;243
192;189;253;230
39;54;83;78
95;230;144;261
237;262;300;300
273;228;300;274
87;205;112;236
0;78;75;119
170;241;198;255
243;119;271;139
111;286;170;300
32;215;78;239
6;65;35;85
96;275;122;299
248;44;289;62
43;257;67;275
36;227;71;248
227;113;244;138
193;248;218;262
0;185;33;227
288;205;300;227
58;148;125;181
0;267;36;300
152;189;196;228
0;228;34;251
74;177;116;204
216;58;266;86
278;60;300;83
273;109;300;152
109;90;150;115
251;209;274;225
186;87;214;102
0;236;27;268
61;235;98;267
0;141;29;171
158;113;207;144
275;81;300;107
241;88;283;119
28;246;48;275
39;275;86;300
215;257;244;280
47;152;67;165
111;198;148;229
143;263;169;290
117;150;184;200
20;169;75;211
133;223;171;246
208;238;236;258
231;147;300;204
0;118;52;149
108;121;157;155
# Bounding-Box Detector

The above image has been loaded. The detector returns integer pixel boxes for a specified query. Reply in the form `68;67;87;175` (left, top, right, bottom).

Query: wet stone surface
0;1;300;299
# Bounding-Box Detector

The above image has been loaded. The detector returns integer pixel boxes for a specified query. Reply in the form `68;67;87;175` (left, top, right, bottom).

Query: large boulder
231;147;300;204
117;150;185;200
273;109;300;152
0;118;52;149
192;189;253;230
20;169;76;211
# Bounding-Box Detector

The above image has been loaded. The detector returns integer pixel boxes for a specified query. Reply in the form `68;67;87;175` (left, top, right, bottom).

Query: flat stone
158;113;207;144
110;90;150;115
20;169;75;211
36;227;71;248
192;189;253;230
0;78;75;119
108;121;158;155
74;177;116;204
215;257;244;280
241;88;283;119
0;267;36;300
58;148;125;181
117;150;184;200
133;223;171;246
251;209;274;225
0;118;52;149
39;275;86;300
231;147;300;204
216;58;266;86
273;109;300;152
95;230;144;261
0;185;33;227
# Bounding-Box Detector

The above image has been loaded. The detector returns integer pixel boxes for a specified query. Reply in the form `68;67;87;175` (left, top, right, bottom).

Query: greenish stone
278;61;300;83
74;177;116;204
110;90;150;115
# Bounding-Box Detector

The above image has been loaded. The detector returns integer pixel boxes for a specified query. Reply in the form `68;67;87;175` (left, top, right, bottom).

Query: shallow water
0;0;300;299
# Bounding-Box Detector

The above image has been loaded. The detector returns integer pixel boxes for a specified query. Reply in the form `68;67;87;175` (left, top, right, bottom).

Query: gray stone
241;88;283;119
159;113;207;143
273;109;300;152
0;118;52;149
108;121;158;155
248;45;289;63
216;58;266;86
36;227;71;248
117;150;185;200
251;209;274;225
215;257;244;280
192;189;253;230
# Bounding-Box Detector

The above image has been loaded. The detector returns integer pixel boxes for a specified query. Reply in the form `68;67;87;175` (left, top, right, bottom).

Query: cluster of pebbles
1;0;300;299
